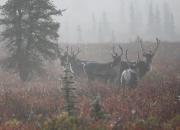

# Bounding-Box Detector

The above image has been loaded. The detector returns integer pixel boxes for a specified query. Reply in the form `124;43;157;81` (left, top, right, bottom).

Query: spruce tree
91;13;97;43
154;5;161;37
0;0;62;81
169;13;175;36
77;25;82;43
163;2;176;40
90;95;105;120
147;1;155;38
129;1;136;35
111;31;116;43
98;23;103;43
101;12;110;42
129;1;142;38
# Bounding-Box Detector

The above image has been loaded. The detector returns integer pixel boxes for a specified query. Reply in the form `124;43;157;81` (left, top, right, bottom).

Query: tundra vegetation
0;0;179;130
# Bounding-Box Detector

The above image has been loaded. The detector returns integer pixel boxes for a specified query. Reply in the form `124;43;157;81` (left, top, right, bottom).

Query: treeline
61;0;177;43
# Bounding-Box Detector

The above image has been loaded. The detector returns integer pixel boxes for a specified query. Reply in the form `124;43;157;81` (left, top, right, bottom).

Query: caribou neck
144;58;152;72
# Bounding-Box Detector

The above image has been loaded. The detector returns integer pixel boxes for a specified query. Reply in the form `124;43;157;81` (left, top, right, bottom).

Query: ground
0;42;179;130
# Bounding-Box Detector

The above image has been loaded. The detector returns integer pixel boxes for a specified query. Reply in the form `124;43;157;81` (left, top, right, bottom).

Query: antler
152;38;160;56
125;49;130;68
70;47;80;57
138;37;145;55
75;48;80;56
66;46;69;53
119;45;124;58
70;47;73;56
137;51;140;63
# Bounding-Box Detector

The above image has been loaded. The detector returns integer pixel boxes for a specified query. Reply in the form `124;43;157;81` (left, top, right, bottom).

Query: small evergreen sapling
90;95;105;120
62;50;77;116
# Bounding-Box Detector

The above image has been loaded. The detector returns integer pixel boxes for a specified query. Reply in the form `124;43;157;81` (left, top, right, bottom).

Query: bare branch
70;47;73;56
137;51;140;63
112;46;118;56
66;46;69;54
152;38;160;56
125;49;130;65
138;37;145;54
75;48;80;56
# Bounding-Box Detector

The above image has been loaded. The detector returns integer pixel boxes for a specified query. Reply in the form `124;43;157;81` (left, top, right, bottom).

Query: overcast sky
0;0;180;42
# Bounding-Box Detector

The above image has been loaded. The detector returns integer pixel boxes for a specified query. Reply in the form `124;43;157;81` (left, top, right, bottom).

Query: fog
56;0;180;43
1;0;180;43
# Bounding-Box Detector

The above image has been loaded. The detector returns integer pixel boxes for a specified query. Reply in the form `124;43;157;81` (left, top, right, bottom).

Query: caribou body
84;61;119;84
84;45;123;85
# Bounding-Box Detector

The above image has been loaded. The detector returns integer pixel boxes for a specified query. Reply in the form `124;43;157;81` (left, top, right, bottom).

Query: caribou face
143;51;153;64
112;55;122;67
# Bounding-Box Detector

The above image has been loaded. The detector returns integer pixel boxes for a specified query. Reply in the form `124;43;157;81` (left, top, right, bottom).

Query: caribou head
121;49;139;91
60;46;86;78
136;37;160;78
111;45;123;67
139;38;160;65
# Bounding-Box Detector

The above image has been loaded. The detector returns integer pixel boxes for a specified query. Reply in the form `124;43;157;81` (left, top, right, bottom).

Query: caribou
84;45;123;85
57;37;160;87
58;45;124;85
120;37;160;90
121;50;138;89
136;38;160;79
67;47;85;77
58;46;87;78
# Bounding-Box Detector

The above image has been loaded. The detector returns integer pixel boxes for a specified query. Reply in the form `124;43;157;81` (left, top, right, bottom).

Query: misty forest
0;0;179;130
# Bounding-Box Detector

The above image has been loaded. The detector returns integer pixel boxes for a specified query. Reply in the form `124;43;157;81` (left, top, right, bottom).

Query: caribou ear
111;54;116;59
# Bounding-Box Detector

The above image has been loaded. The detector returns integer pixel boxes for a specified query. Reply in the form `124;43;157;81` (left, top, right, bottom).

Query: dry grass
0;42;179;130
